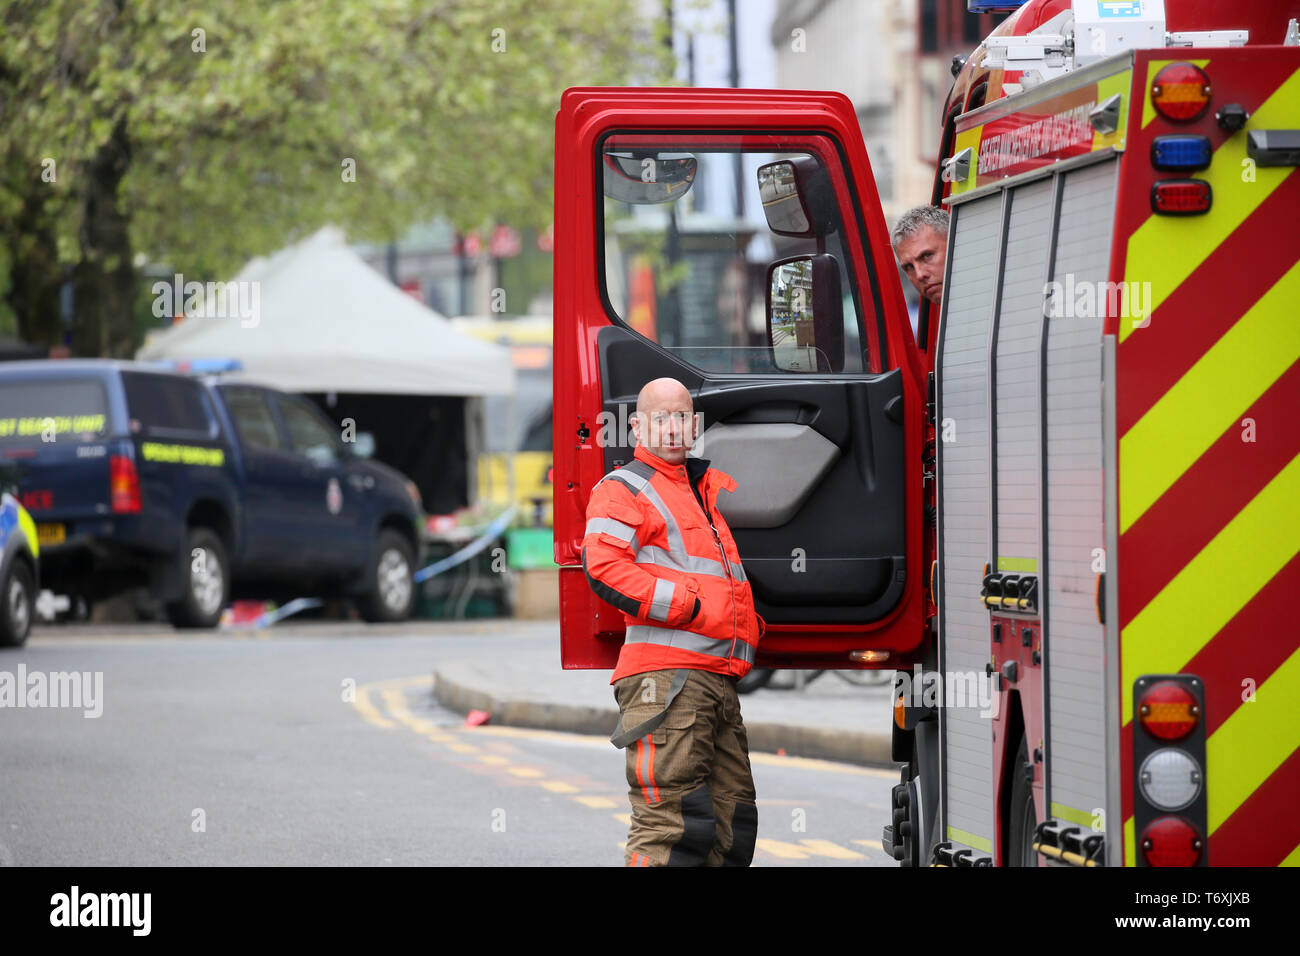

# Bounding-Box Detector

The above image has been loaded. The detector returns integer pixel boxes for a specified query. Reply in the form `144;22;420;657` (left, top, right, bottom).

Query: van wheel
0;560;34;647
1007;731;1038;867
358;529;415;623
166;527;228;629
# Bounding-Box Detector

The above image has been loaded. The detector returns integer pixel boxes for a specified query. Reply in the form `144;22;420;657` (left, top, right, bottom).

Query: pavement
432;620;900;769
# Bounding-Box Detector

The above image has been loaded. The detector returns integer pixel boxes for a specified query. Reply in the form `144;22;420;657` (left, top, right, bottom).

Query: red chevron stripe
1209;747;1300;866
1118;362;1300;624
1117;168;1300;437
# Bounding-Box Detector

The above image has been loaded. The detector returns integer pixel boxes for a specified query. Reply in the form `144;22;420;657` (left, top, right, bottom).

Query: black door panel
596;327;906;625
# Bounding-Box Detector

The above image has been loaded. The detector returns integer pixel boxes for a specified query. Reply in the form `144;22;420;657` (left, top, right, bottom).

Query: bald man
581;377;764;867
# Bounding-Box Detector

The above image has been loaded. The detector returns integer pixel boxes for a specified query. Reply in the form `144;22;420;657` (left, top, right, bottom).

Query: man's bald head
636;377;693;415
632;377;696;464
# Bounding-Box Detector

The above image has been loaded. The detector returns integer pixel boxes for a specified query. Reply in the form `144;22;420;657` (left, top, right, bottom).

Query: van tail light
1140;816;1203;867
1137;680;1199;741
110;454;142;513
1151;62;1212;122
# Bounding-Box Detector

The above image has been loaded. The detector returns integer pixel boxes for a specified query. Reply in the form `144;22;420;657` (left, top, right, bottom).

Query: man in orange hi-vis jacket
582;376;765;867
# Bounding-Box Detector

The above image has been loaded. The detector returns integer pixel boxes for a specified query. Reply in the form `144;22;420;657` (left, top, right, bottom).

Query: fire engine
552;0;1300;867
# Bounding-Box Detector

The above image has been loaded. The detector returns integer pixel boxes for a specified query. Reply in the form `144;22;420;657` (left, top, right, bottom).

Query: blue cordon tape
413;505;518;583
222;506;519;628
258;597;323;627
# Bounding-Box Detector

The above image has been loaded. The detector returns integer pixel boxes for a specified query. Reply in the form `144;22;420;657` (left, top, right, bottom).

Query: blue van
0;361;422;627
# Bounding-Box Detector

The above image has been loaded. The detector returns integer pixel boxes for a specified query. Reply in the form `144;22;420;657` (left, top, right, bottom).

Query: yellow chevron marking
1140;59;1211;130
1092;67;1132;151
1281;844;1300;867
949;125;984;198
1121;454;1300;723
1119;263;1300;532
1121;66;1300;343
1207;648;1300;834
1124;816;1136;867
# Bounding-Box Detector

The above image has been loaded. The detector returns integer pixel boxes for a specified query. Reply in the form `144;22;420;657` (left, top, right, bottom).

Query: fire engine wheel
1007;731;1038;867
165;527;229;630
0;559;34;648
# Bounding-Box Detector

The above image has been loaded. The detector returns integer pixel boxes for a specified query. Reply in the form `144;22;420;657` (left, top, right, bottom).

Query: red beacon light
1152;62;1212;122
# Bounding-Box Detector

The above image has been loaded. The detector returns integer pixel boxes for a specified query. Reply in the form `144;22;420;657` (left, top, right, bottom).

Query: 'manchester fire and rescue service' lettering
977;101;1095;175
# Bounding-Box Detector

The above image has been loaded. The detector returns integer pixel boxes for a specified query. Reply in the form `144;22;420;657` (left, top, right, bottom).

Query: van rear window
0;380;110;441
121;372;214;437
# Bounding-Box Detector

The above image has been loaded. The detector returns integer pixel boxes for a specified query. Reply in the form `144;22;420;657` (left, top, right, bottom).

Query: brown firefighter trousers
612;668;758;867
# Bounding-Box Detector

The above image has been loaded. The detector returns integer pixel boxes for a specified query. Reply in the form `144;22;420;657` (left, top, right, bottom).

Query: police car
0;490;38;646
0;361;423;628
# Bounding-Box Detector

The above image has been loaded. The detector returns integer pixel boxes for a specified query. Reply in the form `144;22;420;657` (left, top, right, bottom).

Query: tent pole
505;386;517;520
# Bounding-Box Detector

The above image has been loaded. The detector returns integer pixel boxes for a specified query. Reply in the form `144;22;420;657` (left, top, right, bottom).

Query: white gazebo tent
137;227;516;513
138;226;513;397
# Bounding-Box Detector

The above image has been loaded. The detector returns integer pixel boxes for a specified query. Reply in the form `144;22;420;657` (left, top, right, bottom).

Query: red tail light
1151;62;1212;122
1151;179;1212;215
110;454;142;513
1137;680;1200;741
1140;816;1203;867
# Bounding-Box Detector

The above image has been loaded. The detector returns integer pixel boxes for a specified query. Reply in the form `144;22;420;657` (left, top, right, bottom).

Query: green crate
507;527;557;570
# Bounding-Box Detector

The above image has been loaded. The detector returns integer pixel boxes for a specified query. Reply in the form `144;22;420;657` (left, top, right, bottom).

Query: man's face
895;225;948;305
632;389;696;465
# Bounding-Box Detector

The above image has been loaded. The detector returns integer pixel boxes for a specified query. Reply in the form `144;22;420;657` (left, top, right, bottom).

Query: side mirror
766;255;845;373
756;157;837;237
602;152;698;205
352;432;376;459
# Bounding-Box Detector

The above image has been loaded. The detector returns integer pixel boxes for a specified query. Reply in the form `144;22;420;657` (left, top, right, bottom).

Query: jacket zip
696;473;738;660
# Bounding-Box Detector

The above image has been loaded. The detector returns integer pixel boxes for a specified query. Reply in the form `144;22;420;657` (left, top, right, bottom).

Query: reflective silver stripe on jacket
728;560;746;583
637;480;688;559
625;625;757;665
597;460;655;496
635;546;727;578
585;517;639;551
648;579;675;623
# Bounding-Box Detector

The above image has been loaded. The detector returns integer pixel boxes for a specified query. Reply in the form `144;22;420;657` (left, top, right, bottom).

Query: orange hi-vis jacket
582;444;765;683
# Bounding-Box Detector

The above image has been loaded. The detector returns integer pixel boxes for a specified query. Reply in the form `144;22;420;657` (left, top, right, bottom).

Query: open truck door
554;88;929;672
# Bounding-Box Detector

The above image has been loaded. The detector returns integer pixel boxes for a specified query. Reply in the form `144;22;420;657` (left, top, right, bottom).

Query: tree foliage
0;0;669;352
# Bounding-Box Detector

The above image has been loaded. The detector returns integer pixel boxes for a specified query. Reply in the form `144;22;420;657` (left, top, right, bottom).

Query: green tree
0;0;668;355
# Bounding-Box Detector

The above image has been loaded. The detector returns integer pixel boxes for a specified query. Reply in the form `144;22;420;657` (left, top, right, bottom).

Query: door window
278;398;341;465
599;133;881;374
223;389;283;452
